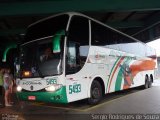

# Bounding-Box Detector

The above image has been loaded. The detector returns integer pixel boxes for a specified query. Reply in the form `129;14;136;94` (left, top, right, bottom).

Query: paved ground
1;79;160;120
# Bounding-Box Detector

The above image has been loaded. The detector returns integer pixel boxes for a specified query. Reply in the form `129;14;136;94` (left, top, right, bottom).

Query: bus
16;12;157;105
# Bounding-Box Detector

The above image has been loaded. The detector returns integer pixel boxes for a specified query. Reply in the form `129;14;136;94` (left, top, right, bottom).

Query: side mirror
52;30;65;53
2;44;17;62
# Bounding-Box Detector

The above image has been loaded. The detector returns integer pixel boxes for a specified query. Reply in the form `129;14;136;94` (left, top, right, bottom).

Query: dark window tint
68;16;89;45
66;16;89;74
91;21;146;56
19;37;64;78
25;15;69;42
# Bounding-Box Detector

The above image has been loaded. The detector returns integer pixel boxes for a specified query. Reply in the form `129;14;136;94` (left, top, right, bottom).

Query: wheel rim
88;81;102;104
92;87;100;99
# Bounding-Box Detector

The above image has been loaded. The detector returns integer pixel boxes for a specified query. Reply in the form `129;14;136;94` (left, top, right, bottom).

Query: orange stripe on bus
130;59;156;77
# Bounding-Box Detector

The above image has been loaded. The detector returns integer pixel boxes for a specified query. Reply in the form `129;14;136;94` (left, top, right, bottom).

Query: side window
67;42;76;68
91;21;143;56
66;41;80;74
66;16;89;74
91;21;107;45
67;16;89;45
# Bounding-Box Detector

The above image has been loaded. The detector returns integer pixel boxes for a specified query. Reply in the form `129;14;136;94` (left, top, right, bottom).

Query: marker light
17;86;22;92
23;71;31;77
45;84;62;92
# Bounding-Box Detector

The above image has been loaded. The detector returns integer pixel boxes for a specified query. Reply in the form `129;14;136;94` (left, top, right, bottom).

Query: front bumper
16;86;68;103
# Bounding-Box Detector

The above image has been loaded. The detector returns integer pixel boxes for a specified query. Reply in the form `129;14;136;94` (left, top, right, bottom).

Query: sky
147;38;160;57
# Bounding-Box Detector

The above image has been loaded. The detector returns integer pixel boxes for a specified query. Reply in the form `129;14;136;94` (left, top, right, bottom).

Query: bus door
65;15;90;102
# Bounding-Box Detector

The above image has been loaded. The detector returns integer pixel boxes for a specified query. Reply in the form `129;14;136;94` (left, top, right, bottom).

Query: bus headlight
45;84;62;92
17;86;22;92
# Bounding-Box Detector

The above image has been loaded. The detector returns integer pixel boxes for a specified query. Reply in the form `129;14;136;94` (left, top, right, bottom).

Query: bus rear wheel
88;80;102;105
148;76;153;88
144;76;150;89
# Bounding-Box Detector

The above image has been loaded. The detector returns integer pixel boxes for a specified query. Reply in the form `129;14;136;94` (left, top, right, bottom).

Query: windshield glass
25;14;69;42
17;14;69;78
19;36;64;78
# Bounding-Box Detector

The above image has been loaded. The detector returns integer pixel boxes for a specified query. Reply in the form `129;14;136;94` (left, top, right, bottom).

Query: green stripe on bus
115;67;123;91
115;57;132;91
106;56;121;92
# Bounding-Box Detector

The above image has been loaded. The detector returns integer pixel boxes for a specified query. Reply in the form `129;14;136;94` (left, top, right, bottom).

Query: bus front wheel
88;80;102;105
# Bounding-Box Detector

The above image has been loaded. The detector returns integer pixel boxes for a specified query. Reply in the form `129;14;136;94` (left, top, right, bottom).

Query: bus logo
23;81;42;85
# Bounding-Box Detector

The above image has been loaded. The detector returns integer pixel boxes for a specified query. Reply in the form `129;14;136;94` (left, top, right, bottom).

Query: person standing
3;68;12;106
0;68;4;107
8;68;14;104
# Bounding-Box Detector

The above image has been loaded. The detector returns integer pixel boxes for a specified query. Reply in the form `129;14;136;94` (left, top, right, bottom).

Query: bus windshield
17;14;69;78
19;36;64;78
25;14;69;42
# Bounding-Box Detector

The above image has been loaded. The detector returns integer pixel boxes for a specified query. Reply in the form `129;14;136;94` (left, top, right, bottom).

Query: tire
88;80;102;105
144;76;149;89
148;77;152;88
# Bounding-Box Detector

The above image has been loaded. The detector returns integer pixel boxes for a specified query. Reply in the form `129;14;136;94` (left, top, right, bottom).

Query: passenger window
66;16;89;74
66;41;80;74
91;21;144;56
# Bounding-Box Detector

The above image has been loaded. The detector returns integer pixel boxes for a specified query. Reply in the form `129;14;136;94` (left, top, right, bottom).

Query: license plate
28;96;36;100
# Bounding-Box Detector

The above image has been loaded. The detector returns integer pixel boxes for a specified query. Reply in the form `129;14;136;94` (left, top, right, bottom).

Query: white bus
16;12;157;105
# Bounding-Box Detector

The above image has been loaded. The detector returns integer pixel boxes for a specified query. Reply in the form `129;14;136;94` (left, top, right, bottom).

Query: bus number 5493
69;84;81;94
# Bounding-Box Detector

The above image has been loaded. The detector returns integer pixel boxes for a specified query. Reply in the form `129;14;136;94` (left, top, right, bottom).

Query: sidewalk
153;79;160;86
